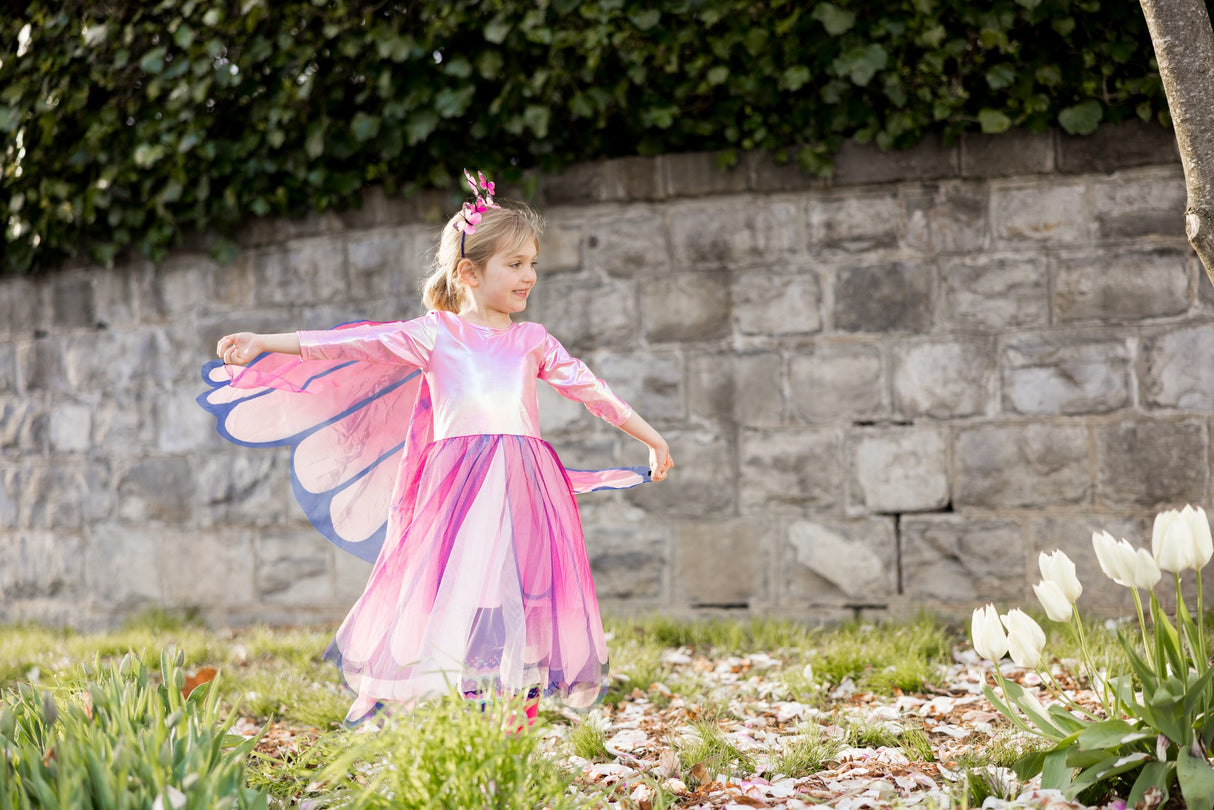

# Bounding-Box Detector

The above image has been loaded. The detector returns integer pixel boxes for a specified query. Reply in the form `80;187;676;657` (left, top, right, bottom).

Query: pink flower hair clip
454;169;499;256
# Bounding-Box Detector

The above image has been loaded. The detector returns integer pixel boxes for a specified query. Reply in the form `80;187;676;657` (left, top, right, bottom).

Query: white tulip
1093;530;1138;587
1154;509;1195;573
1132;547;1162;589
1033;579;1073;622
1181;505;1213;570
971;604;1008;662
1038;550;1082;603
1002;609;1047;669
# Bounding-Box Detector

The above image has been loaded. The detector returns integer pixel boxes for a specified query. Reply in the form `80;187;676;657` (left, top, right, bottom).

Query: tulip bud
1132;547;1162;590
971;604;1008;662
1033;579;1073;622
1181;505;1213;570
1093;530;1141;588
1154;509;1193;573
1002;609;1046;669
1038;550;1082;603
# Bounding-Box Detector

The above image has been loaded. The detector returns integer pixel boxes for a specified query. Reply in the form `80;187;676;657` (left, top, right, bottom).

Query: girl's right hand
217;332;263;366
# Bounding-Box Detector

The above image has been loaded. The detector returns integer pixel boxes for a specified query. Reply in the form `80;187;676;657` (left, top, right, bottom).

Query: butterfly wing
197;322;428;563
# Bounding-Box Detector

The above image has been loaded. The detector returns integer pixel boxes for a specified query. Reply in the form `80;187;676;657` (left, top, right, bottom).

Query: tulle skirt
328;433;610;722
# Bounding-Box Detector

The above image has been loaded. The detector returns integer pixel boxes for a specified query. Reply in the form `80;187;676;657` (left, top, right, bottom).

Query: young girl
199;170;673;724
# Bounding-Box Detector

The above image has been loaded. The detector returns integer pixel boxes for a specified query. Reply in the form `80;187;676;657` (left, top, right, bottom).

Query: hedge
0;0;1170;274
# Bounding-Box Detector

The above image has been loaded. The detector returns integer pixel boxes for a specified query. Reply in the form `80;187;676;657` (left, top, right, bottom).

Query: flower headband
454;169;499;257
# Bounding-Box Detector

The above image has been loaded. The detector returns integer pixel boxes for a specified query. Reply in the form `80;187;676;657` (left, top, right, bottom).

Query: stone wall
2;121;1210;628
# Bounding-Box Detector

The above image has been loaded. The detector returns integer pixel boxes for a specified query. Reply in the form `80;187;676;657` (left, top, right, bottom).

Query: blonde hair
422;203;545;312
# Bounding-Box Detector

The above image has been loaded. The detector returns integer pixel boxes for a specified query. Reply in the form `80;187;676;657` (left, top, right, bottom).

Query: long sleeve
538;331;633;426
298;315;438;368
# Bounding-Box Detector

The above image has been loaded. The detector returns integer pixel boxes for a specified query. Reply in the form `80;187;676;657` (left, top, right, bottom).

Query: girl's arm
617;411;674;482
217;332;299;365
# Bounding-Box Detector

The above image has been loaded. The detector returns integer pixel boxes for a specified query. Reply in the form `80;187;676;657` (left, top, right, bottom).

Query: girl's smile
458;242;539;328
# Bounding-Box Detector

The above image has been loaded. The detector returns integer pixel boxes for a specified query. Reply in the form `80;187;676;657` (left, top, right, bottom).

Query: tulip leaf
1000;679;1066;740
1119;629;1160;685
1070;752;1151;797
1047;705;1086;735
1128;760;1174;808
1178;743;1214;810
982;683;1037;737
1077;719;1152;751
1040;748;1074;792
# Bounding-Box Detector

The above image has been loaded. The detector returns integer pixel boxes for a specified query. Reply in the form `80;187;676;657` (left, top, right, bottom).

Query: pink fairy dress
198;310;650;722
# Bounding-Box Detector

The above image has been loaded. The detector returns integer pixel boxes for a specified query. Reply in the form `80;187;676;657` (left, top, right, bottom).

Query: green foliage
0;649;268;810
1;0;1169;274
313;690;592;809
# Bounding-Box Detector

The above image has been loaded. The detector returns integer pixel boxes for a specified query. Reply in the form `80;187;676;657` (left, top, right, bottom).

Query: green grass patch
769;722;843;777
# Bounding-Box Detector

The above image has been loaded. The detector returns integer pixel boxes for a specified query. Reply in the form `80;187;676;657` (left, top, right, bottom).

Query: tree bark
1139;0;1214;283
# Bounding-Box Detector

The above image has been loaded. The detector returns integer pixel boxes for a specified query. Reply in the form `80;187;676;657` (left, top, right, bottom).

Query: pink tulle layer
331;433;610;721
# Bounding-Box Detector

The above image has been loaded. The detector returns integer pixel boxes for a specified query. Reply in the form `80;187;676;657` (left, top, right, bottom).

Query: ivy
0;0;1176;274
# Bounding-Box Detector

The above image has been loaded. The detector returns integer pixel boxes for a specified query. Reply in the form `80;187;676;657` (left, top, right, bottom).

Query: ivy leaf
629;10;660;30
484;16;510;44
978;109;1012;134
1058;100;1103;135
833;44;888;86
707;66;729;86
350;112;381;142
305;123;325;159
523;104;550;137
405;110;438;145
812;3;856;35
443;57;472;78
782;66;811;91
434;86;474;118
476;50;503;79
139;46;168;75
133;143;167;167
173;25;195;49
986;63;1015;90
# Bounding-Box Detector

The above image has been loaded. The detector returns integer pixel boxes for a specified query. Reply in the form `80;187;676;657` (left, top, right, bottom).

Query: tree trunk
1138;0;1214;283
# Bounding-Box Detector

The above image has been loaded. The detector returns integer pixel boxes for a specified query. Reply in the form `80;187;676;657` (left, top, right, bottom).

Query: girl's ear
456;258;479;287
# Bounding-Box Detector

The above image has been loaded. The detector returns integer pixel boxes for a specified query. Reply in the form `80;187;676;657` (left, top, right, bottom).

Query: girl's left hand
649;443;673;482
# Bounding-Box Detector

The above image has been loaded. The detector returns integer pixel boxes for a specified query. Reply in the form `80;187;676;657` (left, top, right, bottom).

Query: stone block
0;530;86;601
739;428;842;511
157;388;218;453
849;427;949;513
811;191;900;252
345;228;414;303
117;457;194;523
991;181;1089;246
668;199;802;270
1141;324;1214;409
0;274;45;338
92;265;139;328
746;150;828;193
662;151;749;198
1030;515;1147;616
586;523;668;601
940;257;1049;331
676;518;773;607
782;517;897;606
893;337;996;419
608;155;667;201
84;524;164;607
541;218;584;273
583;212;669;279
49;399;93;453
594;351;684;423
0;396;46;454
155;257;215;319
335;546;374;603
93;389;160;455
253;238;348;308
901;516;1026;603
1053;248;1191;324
549;436;619;473
903;181;987;254
626;429;735;517
1057;120;1179;174
0;469;16;529
51;273;96;330
18;461;113;529
641;271;730;343
18;337;67;393
1096;417;1209;508
688;351;783;428
1092;168;1186;240
1001;334;1131;415
733;267;822;336
537;379;592;434
544;160;613;205
960;129;1056;178
256;529;335;604
527;273;639;355
831;134;958;185
0;344;15;395
161;529;255;606
832;262;933;333
954;422;1090;508
195;449;290;527
787;342;886;423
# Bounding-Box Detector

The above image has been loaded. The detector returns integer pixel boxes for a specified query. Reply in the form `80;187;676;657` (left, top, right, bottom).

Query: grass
0;610;989;808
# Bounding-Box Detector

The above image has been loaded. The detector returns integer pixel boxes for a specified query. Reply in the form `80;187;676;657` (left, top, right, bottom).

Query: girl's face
466;241;538;316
